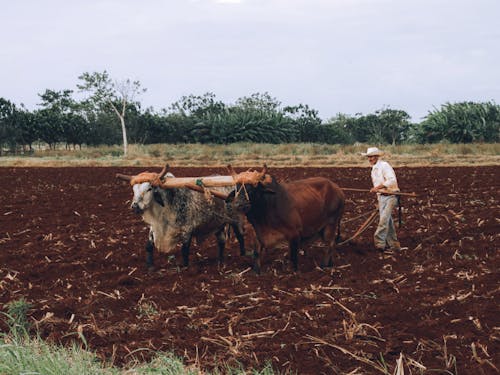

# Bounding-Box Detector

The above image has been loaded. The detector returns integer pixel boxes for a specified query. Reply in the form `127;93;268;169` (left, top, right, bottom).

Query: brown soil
0;166;498;374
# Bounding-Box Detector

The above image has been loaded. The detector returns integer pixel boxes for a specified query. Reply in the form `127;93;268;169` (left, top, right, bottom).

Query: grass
1;143;499;168
0;330;277;375
0;297;276;375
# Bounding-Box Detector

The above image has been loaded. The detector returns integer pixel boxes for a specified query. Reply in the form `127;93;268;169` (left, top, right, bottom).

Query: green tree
348;113;378;143
0;98;18;154
34;108;63;149
283;104;322;142
77;71;146;156
235;92;281;113
15;108;38;152
322;114;355;144
375;108;411;145
38;89;90;149
418;101;500;143
169;92;225;118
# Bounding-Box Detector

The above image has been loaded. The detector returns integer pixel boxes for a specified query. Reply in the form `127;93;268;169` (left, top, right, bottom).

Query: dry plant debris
0;166;498;374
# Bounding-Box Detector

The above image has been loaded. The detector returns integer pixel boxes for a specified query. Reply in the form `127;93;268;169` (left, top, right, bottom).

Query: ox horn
227;164;237;179
261;164;268;176
158;163;170;180
116;173;134;182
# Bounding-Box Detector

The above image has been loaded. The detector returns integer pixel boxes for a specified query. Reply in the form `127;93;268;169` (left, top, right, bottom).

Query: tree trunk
110;100;128;157
120;115;128;156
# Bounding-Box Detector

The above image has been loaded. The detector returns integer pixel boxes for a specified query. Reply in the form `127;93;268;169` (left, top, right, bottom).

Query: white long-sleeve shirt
371;159;399;192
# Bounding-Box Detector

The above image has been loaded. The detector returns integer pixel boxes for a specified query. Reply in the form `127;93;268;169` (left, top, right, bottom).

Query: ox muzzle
131;202;144;215
226;189;252;214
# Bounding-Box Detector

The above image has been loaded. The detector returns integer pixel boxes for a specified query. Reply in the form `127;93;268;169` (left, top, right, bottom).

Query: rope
337;209;378;246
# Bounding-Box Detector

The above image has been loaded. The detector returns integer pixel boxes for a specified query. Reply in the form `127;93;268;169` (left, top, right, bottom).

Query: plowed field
0;166;498;374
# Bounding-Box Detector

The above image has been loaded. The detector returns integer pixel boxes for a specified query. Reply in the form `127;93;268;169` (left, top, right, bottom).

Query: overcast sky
2;0;499;121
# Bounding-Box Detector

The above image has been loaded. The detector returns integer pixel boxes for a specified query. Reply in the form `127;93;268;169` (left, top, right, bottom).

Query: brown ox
226;165;345;273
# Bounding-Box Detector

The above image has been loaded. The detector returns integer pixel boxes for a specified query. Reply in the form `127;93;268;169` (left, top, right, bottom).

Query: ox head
130;181;171;214
225;164;275;214
116;165;174;214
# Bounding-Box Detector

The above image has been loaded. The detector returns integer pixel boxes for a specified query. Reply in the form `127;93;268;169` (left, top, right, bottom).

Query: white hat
361;147;384;157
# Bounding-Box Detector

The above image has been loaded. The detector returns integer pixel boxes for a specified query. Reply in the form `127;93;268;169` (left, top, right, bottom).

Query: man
361;147;401;251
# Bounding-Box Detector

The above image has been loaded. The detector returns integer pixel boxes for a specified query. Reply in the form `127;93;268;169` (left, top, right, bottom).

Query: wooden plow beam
340;187;418;197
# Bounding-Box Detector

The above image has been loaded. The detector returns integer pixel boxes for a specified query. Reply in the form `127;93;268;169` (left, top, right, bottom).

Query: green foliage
0;336;113;375
0;325;277;374
328;109;411;145
418;101;500;143
0;98;18;153
4;298;32;335
169;92;226;117
190;107;296;144
34;108;64;149
375;108;411;145
283;104;322;142
322;114;355;144
3;77;499;148
236;92;281;113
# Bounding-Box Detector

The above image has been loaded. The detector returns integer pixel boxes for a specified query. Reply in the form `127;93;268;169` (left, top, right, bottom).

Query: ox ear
153;188;164;206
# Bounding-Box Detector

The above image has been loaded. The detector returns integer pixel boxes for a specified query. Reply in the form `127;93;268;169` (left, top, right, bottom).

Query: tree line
1;71;499;155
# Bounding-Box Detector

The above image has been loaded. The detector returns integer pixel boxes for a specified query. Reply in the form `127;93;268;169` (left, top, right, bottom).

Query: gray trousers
374;194;399;249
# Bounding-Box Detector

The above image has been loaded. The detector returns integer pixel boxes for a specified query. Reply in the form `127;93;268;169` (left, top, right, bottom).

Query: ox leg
146;230;155;269
252;242;262;274
322;244;335;268
231;223;246;256
290;238;300;271
215;228;226;263
321;224;338;268
181;234;193;267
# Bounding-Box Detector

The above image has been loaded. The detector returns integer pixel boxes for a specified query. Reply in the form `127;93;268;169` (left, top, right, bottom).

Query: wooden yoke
116;163;273;200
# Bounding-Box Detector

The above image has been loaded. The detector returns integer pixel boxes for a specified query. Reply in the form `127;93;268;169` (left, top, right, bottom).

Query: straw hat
361;147;385;157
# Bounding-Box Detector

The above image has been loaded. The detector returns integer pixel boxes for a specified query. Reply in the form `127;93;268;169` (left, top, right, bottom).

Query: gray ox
117;169;245;268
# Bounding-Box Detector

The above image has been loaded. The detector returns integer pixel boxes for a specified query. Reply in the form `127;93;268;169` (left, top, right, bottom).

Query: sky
1;0;499;122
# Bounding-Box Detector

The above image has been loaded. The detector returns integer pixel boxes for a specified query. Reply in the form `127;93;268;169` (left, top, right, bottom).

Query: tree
169;92;225;118
37;89;89;149
283;104;322;142
235;92;281;113
417;101;500;143
15;107;37;152
375;108;411;145
34;108;63;149
345;113;378;143
0;98;18;154
322;114;355;144
77;71;146;156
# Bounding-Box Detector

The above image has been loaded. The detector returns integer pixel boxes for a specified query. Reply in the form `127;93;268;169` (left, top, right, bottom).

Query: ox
117;168;246;269
226;165;345;273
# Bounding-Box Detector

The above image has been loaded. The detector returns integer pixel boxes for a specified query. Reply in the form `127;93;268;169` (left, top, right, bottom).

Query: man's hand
370;185;384;193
